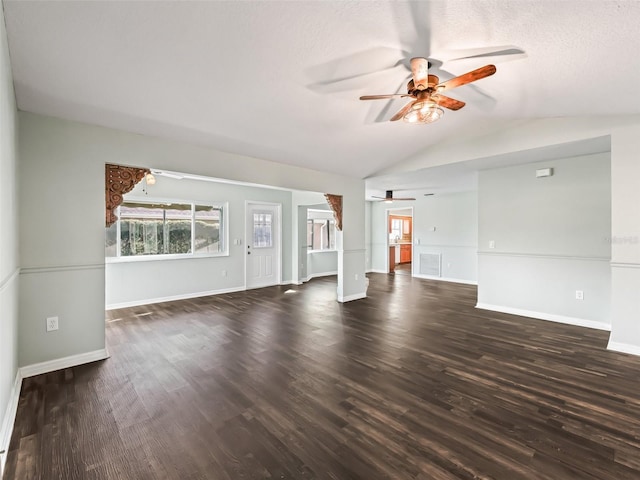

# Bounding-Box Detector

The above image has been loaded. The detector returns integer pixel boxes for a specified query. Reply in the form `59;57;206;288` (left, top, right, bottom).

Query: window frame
306;209;337;253
106;197;229;263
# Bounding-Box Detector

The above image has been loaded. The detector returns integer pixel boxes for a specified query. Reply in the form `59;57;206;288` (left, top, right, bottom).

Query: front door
246;202;281;289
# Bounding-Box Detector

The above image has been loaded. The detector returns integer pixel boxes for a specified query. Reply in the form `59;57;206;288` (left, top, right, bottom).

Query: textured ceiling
3;1;639;181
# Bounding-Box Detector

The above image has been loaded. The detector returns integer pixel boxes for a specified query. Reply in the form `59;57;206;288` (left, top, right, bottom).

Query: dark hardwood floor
4;273;640;479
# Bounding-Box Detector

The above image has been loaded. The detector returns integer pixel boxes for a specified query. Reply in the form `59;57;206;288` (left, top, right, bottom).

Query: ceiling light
403;101;444;124
145;173;156;185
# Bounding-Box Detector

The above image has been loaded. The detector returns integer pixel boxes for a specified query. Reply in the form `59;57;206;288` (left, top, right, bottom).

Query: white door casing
245;202;282;289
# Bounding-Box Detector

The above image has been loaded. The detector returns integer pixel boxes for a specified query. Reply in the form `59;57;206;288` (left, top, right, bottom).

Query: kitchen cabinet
400;244;412;263
402;218;412;235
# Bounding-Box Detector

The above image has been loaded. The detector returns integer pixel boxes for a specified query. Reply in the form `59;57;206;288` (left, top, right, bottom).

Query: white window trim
306;209;337;253
106;196;229;262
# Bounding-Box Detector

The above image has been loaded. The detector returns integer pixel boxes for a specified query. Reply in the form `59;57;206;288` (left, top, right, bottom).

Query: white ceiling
3;1;637;185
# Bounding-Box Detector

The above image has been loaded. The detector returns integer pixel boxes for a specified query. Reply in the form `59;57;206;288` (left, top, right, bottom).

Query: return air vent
419;253;441;277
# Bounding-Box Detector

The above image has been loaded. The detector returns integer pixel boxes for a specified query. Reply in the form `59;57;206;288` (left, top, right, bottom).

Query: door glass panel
253;212;273;248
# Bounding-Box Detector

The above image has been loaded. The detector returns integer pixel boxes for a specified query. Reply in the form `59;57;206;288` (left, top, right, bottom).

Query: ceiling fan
373;190;416;202
360;58;496;124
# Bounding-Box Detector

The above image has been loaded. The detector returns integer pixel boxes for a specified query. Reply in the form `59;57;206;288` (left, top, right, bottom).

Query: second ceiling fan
373;190;416;202
360;58;496;124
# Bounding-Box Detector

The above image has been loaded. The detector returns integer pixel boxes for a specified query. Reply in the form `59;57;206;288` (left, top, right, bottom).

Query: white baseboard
413;274;478;286
19;348;110;379
106;286;246;310
338;292;367;303
306;271;338;282
607;341;640;356
475;303;611;331
0;371;22;477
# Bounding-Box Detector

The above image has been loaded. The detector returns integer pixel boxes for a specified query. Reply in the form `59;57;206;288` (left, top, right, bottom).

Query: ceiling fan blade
437;64;497;92
360;94;413;101
410;57;430;88
440;45;525;62
309;64;408;94
390;101;417;122
306;46;407;84
433;94;465;111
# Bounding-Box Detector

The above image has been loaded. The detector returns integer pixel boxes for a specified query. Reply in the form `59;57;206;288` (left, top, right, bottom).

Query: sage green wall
18;112;366;367
106;176;293;308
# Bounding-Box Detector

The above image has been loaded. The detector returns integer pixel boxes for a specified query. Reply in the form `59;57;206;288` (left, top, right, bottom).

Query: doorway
386;207;413;275
245;202;282;289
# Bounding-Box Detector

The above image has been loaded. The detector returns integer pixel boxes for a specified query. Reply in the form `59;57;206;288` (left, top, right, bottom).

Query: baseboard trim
369;269;388;274
19;348;110;379
307;271;338;281
338;292;367;303
0;371;22;477
106;286;246;310
475;303;610;331
607;341;640;356
413;274;478;286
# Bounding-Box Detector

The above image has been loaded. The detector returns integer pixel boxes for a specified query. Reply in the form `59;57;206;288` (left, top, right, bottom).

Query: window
253;212;273;248
390;218;402;241
106;201;224;259
306;210;336;251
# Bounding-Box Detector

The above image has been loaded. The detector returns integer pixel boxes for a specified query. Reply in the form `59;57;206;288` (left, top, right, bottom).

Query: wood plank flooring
4;273;640;479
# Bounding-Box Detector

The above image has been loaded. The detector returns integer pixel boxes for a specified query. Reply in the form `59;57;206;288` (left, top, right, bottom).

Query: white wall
106;176;293;308
477;153;611;329
412;192;477;283
18;112;366;367
370;192;478;284
609;125;640;354
364;201;372;271
0;3;19;472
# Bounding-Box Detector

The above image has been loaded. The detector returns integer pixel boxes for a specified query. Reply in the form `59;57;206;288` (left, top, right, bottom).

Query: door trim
386;206;414;274
244;201;283;289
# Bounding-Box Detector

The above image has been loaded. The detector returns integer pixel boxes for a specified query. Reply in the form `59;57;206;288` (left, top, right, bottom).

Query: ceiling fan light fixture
403;101;444;124
145;173;156;185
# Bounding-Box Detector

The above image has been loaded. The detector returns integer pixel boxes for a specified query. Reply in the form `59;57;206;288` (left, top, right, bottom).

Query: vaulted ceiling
4;1;639;187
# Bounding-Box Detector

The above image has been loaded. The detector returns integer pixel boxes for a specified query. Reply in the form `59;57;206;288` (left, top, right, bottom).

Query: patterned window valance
105;164;150;227
325;194;343;231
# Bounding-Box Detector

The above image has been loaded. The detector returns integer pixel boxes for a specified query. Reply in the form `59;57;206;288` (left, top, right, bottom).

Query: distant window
307;210;336;251
106;201;224;258
390;218;402;240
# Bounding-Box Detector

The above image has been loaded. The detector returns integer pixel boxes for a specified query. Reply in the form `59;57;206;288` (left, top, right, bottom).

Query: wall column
609;125;640;355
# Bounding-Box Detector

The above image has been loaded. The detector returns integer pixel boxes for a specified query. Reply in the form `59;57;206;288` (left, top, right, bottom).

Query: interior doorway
386;207;413;275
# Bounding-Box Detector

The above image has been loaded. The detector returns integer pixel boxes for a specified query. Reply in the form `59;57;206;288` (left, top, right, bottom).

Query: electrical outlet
221;270;227;277
575;290;584;300
46;316;59;332
355;274;358;281
489;240;496;249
